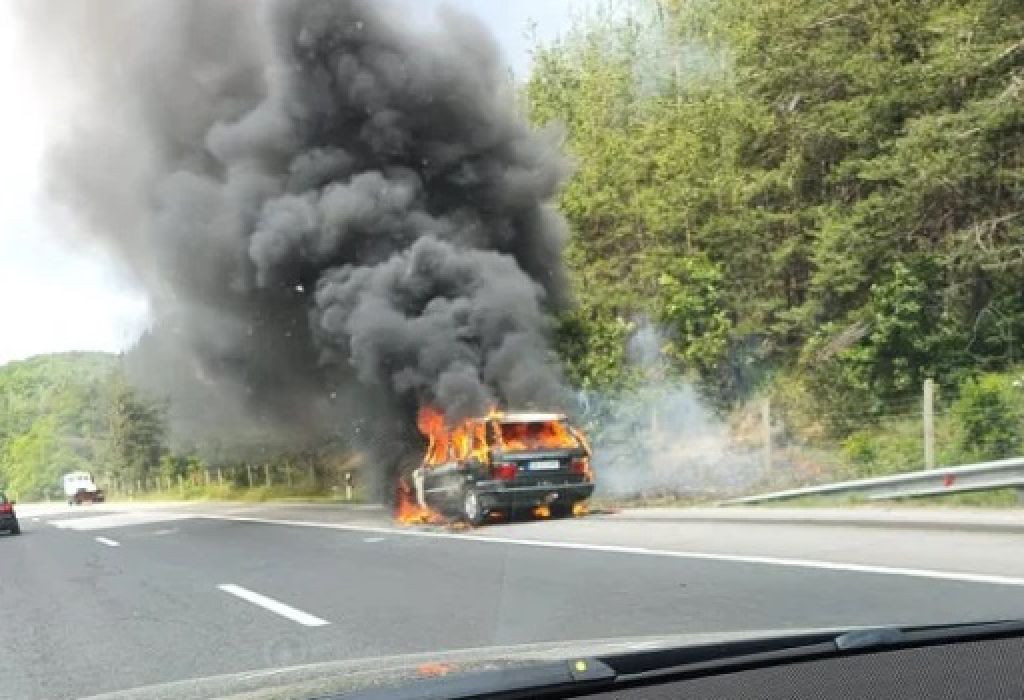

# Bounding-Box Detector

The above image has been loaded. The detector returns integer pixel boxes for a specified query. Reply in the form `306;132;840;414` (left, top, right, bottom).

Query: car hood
81;628;857;700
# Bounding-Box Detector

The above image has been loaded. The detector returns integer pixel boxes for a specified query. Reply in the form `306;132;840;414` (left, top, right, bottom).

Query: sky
0;0;595;366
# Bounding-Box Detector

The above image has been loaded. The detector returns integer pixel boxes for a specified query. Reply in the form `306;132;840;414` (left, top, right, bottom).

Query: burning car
399;408;594;525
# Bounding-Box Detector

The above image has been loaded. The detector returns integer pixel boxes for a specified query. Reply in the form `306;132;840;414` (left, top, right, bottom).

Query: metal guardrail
723;456;1024;505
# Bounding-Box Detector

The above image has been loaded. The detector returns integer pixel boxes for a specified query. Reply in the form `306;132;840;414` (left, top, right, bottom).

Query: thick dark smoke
19;0;570;486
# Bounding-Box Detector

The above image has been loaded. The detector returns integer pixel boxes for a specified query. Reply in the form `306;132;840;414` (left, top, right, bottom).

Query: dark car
0;492;20;535
414;412;595;525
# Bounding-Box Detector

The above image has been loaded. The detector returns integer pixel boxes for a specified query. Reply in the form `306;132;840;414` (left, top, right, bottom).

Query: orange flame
497;419;578;452
394;474;443;525
417;406;490;466
394;406;494;524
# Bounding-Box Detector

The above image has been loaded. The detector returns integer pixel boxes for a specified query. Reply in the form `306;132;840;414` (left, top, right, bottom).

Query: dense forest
3;0;1024;501
528;0;1024;456
534;0;1024;408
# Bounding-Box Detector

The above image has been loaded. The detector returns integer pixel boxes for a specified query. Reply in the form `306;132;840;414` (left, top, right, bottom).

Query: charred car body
410;410;594;525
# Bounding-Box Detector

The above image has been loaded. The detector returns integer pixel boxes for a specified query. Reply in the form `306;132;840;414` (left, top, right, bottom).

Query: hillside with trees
0;353;121;500
3;0;1023;503
0;352;355;502
529;0;1024;441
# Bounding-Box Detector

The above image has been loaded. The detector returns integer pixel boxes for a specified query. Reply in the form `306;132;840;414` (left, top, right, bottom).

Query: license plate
529;460;561;470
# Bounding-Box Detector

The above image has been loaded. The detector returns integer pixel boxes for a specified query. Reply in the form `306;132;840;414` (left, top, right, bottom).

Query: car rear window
498;421;578;451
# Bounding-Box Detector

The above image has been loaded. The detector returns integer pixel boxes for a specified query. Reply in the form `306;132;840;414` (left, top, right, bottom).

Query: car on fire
408;410;595;525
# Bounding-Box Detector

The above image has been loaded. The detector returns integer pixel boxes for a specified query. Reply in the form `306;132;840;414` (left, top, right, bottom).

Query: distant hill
0;352;120;499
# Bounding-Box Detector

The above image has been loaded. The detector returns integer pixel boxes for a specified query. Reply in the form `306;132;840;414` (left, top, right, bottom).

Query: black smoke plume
18;0;570;491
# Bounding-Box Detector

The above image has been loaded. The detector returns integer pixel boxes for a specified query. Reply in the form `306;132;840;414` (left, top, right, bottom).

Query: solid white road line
95;536;120;547
218;584;330;627
52;512;192;531
199;514;1024;588
363;536;386;543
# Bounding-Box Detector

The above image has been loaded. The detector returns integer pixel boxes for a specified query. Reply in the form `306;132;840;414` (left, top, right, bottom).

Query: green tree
104;380;166;487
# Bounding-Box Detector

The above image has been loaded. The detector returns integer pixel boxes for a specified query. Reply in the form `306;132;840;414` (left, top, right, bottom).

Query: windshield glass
2;0;1023;698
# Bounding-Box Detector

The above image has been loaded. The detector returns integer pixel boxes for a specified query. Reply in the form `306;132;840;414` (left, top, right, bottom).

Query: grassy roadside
106;483;368;504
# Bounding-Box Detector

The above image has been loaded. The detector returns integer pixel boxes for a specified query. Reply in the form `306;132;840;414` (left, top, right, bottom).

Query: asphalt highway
3;501;1023;699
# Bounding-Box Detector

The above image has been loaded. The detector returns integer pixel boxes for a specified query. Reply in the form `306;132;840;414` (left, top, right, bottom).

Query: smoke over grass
582;323;761;501
18;0;571;484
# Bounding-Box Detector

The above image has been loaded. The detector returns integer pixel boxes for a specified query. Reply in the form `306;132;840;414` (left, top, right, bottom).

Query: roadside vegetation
528;0;1024;497
3;0;1024;504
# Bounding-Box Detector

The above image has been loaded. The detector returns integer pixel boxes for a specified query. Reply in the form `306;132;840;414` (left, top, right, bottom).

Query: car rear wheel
9;521;20;535
461;487;485;526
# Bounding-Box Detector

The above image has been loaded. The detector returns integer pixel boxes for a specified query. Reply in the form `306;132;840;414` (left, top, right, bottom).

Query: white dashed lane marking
218;584;330;627
95;537;120;547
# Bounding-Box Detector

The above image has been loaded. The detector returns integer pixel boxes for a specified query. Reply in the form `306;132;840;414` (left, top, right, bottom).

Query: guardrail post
761;397;772;474
923;378;935;469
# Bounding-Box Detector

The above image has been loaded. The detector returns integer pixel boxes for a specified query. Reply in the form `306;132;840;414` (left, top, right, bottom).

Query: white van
63;471;105;505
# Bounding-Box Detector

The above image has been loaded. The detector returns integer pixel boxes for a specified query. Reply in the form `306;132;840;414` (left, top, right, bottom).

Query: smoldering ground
18;0;572;492
579;323;762;501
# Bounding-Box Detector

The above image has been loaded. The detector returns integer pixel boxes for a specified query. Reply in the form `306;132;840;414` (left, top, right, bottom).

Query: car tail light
0;502;11;514
570;457;590;476
493;462;517;481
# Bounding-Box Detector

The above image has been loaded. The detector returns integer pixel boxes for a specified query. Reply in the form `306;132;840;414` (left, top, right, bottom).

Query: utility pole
265;464;272;487
246;464;254;489
761;397;772;475
923;378;935;469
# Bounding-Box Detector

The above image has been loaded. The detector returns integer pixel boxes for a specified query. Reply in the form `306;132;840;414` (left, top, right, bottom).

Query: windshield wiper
605;618;1024;688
